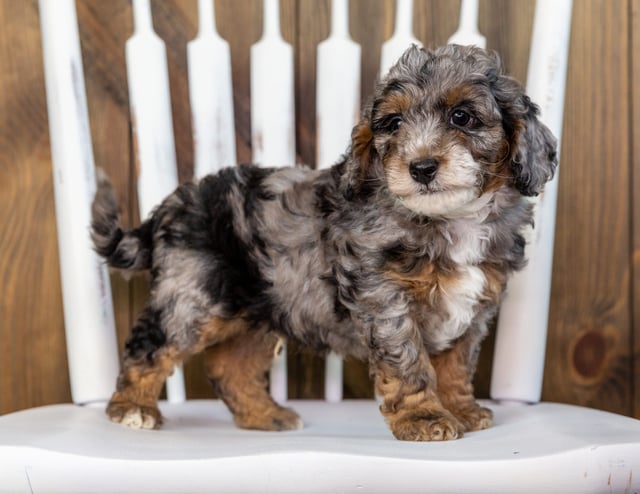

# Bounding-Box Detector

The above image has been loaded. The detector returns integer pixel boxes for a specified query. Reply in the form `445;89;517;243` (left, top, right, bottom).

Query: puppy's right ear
340;117;377;200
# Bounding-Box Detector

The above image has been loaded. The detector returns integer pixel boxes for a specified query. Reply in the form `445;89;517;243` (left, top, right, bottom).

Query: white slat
188;0;237;179
316;0;360;169
380;0;421;76
38;0;119;404
491;0;573;403
316;0;361;402
251;0;296;403
126;0;185;403
447;0;486;48
251;0;296;168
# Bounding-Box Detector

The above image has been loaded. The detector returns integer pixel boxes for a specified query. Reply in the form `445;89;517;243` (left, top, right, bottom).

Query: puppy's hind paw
234;405;303;432
107;401;162;430
270;407;304;431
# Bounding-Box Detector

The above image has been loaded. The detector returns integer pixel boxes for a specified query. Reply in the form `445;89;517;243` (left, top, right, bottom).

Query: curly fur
93;45;557;441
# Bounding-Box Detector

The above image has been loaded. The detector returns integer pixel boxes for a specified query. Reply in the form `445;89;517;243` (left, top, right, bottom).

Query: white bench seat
1;400;639;493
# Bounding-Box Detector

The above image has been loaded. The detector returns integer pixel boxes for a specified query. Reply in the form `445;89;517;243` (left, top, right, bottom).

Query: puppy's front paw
453;403;493;432
391;410;465;441
107;401;162;430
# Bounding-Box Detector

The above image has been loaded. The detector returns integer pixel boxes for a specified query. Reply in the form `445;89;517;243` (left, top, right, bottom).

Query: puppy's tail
91;169;152;271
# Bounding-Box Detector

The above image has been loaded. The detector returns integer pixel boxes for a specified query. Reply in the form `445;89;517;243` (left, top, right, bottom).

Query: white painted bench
1;0;639;493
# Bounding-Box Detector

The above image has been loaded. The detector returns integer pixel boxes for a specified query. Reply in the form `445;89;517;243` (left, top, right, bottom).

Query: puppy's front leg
431;327;493;432
370;320;465;441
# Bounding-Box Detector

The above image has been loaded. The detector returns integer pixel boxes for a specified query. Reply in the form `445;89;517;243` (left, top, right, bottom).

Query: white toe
121;409;143;429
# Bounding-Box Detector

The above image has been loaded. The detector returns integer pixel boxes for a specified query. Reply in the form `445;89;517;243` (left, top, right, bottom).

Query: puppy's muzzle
409;158;439;185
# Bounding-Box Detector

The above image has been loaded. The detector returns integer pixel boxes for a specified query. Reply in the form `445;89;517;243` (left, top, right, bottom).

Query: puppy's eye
373;114;403;133
388;115;403;132
450;109;474;128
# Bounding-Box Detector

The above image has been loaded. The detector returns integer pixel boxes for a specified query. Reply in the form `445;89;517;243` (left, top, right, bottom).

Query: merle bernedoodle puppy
92;44;557;441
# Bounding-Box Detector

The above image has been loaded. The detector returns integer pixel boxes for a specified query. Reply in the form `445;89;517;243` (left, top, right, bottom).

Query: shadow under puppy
92;44;557;441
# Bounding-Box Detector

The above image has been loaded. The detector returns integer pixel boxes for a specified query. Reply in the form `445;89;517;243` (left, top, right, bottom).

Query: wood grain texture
1;0;637;415
0;0;71;412
479;0;535;81
296;0;329;169
413;0;459;47
631;0;640;419
543;0;633;415
350;0;394;103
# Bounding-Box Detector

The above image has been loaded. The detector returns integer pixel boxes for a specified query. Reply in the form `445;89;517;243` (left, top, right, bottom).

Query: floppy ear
340;116;378;200
492;71;558;197
509;97;558;196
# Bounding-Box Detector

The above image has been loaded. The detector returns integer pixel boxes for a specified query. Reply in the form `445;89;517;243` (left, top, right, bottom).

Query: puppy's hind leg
204;324;302;431
107;306;181;429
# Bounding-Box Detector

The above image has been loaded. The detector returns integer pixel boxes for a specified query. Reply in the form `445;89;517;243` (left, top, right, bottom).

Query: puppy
92;45;557;441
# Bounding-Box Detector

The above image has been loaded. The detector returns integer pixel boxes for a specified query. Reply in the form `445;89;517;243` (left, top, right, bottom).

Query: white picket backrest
36;0;119;406
492;0;573;403
35;0;571;408
2;1;640;493
316;0;361;403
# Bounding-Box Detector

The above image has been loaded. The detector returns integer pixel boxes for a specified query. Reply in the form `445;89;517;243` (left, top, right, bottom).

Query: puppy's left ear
340;117;378;200
508;96;558;196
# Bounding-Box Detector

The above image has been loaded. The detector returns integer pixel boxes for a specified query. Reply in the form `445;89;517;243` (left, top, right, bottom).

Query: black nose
409;158;439;185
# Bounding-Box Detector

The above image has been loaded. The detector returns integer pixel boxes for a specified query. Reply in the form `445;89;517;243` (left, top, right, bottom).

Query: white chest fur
426;217;491;352
429;264;487;352
447;216;492;264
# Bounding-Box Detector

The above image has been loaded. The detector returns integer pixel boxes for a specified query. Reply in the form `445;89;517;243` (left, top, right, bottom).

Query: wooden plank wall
631;0;640;420
1;0;638;418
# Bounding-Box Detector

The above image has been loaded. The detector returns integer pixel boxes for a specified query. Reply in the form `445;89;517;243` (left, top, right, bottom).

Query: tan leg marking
107;347;180;429
107;316;245;429
205;326;302;432
431;333;493;432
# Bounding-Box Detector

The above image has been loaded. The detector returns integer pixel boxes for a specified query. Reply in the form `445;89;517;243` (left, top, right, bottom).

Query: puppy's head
342;44;557;217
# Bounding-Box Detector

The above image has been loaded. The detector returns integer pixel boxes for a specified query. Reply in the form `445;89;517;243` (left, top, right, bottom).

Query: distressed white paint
379;0;422;76
447;0;486;48
323;352;344;403
316;0;360;170
492;0;573;404
250;0;296;169
188;0;237;179
126;0;185;403
316;0;361;403
2;400;639;492
251;0;295;403
38;0;119;404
